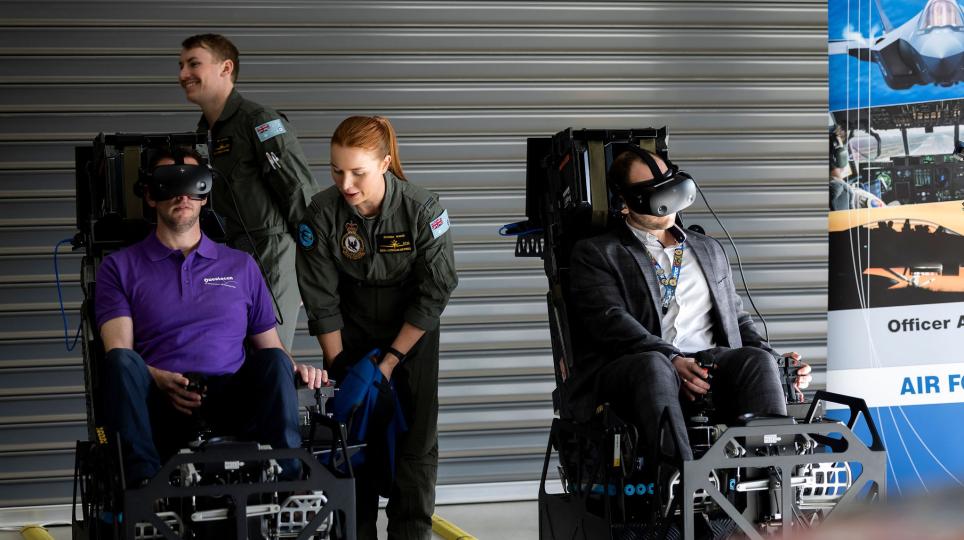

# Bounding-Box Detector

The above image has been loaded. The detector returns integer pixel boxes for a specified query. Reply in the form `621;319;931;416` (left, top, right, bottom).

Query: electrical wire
692;182;770;342
54;238;83;351
211;167;285;327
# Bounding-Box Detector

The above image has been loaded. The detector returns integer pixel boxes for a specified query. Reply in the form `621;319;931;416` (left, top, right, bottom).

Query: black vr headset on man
76;132;223;251
607;144;697;217
136;147;213;202
509;127;699;268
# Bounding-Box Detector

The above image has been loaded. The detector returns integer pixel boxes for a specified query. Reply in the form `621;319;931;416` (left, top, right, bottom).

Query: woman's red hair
331;116;406;180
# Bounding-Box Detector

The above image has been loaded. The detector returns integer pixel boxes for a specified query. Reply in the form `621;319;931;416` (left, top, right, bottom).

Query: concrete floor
0;501;540;539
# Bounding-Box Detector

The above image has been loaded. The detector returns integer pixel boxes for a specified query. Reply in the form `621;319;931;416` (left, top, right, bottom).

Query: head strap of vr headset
610;142;697;217
614;144;677;192
138;142;212;200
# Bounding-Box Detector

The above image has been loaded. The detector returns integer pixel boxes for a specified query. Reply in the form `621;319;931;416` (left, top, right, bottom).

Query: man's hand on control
784;352;812;390
295;363;328;389
672;355;710;401
148;366;201;415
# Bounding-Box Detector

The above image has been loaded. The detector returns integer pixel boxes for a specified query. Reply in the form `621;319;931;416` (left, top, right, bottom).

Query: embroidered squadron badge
341;222;366;260
298;222;316;251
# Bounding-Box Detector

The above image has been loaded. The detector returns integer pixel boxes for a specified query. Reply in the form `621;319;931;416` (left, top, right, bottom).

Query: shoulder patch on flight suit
298;222;316;251
341;222;366;260
376;232;413;253
429;209;450;239
255;118;287;142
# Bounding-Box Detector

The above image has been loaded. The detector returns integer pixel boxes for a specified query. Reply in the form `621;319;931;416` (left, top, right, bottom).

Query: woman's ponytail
331;115;407;181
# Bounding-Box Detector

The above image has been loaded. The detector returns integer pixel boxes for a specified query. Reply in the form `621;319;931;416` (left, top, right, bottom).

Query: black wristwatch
385;346;407;363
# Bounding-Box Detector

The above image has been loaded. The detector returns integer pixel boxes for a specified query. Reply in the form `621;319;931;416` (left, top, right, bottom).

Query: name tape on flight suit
429;209;450;239
377;232;413;253
255;119;287;142
213;137;232;156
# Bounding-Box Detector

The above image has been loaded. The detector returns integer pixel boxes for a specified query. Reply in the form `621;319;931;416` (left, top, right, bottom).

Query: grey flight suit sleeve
406;196;458;331
296;202;344;335
249;109;321;236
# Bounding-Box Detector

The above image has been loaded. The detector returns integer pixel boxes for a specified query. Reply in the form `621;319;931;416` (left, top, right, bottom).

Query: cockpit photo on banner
828;0;964;495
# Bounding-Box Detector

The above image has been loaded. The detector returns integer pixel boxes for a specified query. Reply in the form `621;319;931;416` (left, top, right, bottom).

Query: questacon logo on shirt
203;276;237;289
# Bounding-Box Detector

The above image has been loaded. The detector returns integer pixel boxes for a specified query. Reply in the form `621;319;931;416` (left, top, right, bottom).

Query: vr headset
608;144;697;217
76;132;224;250
137;150;213;201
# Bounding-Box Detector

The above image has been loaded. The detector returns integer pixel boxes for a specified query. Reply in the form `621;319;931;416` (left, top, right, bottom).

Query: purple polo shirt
95;230;276;375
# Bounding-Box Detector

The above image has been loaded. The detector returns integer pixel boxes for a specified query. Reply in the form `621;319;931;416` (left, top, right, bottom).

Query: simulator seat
506;128;889;539
70;133;358;540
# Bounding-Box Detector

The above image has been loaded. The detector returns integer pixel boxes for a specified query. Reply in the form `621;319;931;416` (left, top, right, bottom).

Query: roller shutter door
0;0;827;510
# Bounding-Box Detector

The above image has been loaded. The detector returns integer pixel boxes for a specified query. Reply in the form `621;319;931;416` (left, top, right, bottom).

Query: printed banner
827;0;964;496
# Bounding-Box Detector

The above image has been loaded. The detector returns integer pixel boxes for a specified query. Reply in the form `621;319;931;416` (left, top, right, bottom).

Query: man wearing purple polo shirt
95;152;326;486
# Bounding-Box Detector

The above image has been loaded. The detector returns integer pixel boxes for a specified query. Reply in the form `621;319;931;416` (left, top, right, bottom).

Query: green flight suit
296;172;458;540
198;89;320;350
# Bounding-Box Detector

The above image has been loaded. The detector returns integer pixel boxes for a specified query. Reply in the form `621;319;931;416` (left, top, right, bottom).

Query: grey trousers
593;346;787;461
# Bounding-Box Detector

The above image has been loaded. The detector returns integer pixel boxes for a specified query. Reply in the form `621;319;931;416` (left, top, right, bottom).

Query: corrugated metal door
0;0;827;510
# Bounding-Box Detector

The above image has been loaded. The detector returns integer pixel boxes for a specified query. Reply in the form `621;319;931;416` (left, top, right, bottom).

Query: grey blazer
565;223;777;401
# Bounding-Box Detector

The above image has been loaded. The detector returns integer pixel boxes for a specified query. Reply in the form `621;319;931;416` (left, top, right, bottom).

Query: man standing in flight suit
178;33;320;349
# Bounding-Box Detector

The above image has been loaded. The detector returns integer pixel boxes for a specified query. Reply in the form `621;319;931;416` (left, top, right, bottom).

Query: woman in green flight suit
295;116;458;540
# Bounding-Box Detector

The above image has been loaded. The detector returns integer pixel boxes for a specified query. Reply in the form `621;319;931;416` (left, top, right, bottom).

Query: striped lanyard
644;242;685;315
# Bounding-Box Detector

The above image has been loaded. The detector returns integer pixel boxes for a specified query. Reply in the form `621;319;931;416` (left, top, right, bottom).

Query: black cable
211;167;285;327
54;238;83;351
692;182;770;342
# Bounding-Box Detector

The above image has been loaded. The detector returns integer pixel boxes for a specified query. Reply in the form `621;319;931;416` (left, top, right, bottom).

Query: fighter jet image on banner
829;0;964;89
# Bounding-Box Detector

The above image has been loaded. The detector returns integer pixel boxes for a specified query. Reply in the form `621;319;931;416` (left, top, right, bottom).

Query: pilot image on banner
296;116;457;540
829;122;886;211
827;0;964;495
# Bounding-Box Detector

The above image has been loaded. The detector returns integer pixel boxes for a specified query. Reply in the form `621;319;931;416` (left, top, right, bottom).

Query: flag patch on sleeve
429;209;450;239
255;119;287;142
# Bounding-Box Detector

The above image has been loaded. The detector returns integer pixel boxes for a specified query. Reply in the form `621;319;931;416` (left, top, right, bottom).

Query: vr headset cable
210;166;285;328
691;183;770;342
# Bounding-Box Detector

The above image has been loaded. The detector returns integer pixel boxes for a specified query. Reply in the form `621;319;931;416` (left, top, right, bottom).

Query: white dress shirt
627;223;716;354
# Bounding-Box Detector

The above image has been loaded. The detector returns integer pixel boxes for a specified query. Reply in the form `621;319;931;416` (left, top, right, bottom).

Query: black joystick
687;353;717;457
183;372;210;443
778;356;804;403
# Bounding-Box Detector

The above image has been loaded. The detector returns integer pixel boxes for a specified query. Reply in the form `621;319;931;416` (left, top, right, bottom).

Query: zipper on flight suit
353;215;380;282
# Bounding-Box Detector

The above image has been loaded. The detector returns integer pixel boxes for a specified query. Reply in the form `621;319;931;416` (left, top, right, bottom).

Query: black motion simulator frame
70;133;357;540
506;127;888;539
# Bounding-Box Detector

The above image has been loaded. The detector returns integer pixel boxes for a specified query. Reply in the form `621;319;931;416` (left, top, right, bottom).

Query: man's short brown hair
182;33;240;83
608;148;663;193
149;146;203;169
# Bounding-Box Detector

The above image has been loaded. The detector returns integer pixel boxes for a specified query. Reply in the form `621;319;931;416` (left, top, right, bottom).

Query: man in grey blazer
567;149;811;461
